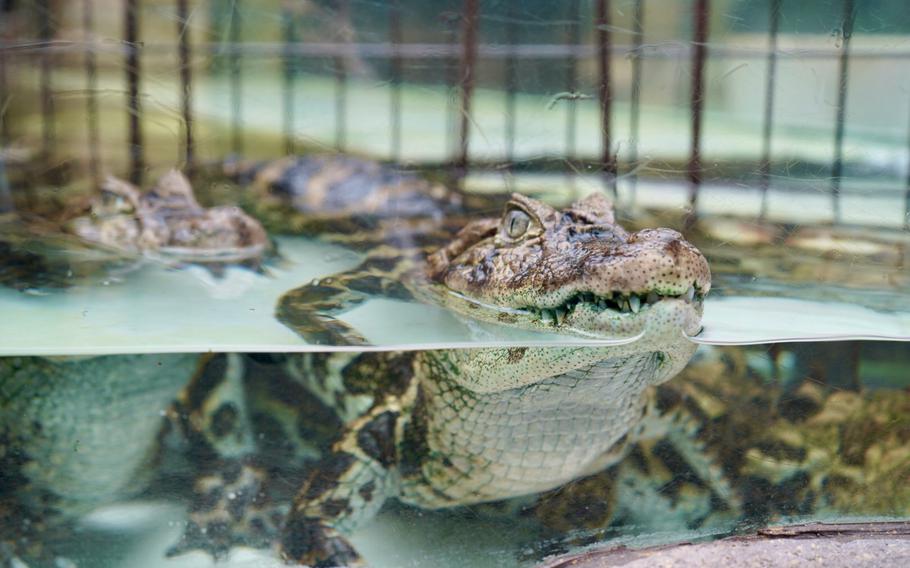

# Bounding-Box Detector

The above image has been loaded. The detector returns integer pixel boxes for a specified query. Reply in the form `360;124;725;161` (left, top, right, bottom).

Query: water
0;234;906;355
3;342;905;568
3;0;910;565
1;181;908;568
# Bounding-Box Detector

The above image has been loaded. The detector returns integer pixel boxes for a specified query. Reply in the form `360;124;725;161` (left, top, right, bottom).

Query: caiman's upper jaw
521;285;706;326
428;192;711;336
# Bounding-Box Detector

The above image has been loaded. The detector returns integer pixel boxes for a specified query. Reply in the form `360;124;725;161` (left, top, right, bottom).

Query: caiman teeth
523;285;704;326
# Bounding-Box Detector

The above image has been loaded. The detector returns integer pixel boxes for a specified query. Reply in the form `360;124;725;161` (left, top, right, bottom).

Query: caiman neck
402;341;697;506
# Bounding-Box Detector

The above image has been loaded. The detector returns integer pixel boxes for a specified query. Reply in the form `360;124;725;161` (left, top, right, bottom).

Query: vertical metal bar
564;0;580;187
455;0;479;177
627;0;645;204
389;0;403;161
38;0;56;158
177;0;195;173
831;0;855;224
229;0;243;155
0;21;10;146
503;2;518;166
444;13;459;159
83;0;101;185
125;0;144;185
596;0;617;196
0;6;10;147
686;0;710;227
905;100;910;229
282;4;295;155
333;0;348;152
758;0;781;220
0;156;10;214
0;9;9;211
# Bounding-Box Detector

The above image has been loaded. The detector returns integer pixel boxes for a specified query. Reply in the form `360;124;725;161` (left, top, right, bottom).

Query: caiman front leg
280;402;406;567
167;354;284;559
276;254;416;346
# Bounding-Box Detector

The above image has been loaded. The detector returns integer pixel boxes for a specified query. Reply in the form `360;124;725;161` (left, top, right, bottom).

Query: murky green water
0;235;906;355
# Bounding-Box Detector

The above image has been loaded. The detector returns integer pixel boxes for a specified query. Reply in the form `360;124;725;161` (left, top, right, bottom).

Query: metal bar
282;3;295;155
758;0;781;219
503;3;517;164
0;156;10;213
0;9;10;211
389;0;403;161
905;139;910;228
455;0;479;176
564;0;580;183
7;41;910;62
83;0;101;185
177;0;195;172
905;101;910;229
38;0;55;158
627;0;644;204
125;0;143;185
0;73;5;151
830;0;855;224
229;0;243;155
686;0;710;227
444;14;458;159
333;0;348;152
0;6;9;146
596;0;616;196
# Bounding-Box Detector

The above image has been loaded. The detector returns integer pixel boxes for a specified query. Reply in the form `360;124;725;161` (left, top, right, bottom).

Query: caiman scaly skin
0;354;200;566
174;192;711;566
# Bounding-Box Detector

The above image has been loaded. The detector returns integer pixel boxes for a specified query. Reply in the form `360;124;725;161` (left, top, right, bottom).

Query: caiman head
67;171;270;264
426;192;710;342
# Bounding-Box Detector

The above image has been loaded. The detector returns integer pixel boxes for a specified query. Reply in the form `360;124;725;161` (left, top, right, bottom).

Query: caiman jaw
523;286;705;326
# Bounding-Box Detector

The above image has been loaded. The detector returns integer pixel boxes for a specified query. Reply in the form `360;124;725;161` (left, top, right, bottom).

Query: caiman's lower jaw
522;286;706;327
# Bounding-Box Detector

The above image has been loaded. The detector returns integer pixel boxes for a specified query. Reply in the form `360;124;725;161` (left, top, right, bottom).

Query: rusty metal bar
0;155;9;213
564;0;580;183
905;103;910;229
0;27;10;146
9;40;910;61
596;0;616;196
627;0;644;204
229;0;243;155
125;0;143;185
443;13;459;159
0;8;9;211
389;0;403;161
37;0;55;158
282;3;296;155
177;0;195;172
83;0;101;185
455;0;479;176
686;0;710;226
831;0;855;224
333;0;348;152
758;0;781;219
503;3;518;164
0;6;10;146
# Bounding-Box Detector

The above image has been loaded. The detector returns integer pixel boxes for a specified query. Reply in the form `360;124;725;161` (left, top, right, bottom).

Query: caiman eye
504;208;531;239
100;191;126;211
